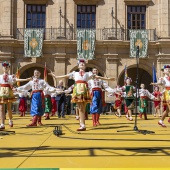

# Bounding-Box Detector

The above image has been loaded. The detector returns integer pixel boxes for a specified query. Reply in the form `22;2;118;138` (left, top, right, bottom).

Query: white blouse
88;79;115;93
138;89;155;100
0;73;16;85
17;78;55;92
158;75;170;87
68;71;93;82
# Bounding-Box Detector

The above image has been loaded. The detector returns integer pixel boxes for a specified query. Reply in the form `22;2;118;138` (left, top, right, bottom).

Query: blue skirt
30;92;44;116
90;90;102;114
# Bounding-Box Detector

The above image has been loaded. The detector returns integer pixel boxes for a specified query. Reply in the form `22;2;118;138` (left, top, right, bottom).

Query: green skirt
139;98;148;113
44;96;52;113
125;98;135;110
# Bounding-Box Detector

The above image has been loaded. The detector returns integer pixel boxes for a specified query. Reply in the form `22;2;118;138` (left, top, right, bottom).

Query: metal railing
16;28;157;41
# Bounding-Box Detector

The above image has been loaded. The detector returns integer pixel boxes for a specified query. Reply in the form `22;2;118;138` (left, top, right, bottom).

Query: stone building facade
0;0;170;97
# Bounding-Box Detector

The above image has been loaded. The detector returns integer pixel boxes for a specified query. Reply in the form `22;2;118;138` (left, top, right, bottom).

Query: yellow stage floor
0;114;170;169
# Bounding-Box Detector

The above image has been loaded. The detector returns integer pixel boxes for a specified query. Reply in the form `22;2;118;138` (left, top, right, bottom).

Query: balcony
16;28;157;41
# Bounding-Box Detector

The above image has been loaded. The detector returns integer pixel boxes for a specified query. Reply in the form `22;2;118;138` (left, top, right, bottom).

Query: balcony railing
16;28;157;41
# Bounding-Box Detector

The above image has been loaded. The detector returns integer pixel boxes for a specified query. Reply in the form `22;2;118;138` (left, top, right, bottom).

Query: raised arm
16;77;32;82
146;90;156;100
17;81;32;92
95;75;115;81
102;80;116;93
48;72;69;79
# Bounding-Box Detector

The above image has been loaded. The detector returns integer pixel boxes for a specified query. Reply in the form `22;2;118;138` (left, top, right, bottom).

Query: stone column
158;0;169;38
0;0;14;38
54;54;66;87
105;54;119;102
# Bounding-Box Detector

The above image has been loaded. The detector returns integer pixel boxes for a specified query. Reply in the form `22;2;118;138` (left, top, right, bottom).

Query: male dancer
16;69;57;126
138;83;157;120
88;67;115;126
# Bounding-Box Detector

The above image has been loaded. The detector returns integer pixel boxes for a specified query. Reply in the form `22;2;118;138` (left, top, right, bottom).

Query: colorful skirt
71;81;91;103
139;97;148;113
51;97;57;113
163;90;170;105
0;85;17;104
19;97;27;112
125;97;134;110
114;99;122;109
154;100;161;109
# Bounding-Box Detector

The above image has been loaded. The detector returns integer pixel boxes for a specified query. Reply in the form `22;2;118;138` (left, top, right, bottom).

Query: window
26;5;46;28
77;5;96;28
127;6;146;29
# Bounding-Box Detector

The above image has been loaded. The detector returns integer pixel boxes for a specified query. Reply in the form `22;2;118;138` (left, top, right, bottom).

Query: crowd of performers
0;60;170;131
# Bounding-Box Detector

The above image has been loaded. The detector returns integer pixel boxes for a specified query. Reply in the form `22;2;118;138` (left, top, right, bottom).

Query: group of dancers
0;60;170;131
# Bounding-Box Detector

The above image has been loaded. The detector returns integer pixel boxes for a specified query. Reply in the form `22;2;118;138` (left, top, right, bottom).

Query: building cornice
73;0;101;5
157;55;170;63
23;0;49;4
124;0;152;5
53;53;66;62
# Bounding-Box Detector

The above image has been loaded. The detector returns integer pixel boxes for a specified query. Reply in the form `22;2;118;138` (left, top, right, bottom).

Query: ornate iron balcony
16;28;157;41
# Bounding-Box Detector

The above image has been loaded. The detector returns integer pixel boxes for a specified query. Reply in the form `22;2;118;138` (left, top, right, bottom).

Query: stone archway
118;67;152;92
19;64;54;86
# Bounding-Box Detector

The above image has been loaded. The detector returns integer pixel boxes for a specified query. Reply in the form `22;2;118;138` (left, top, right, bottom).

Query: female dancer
49;59;114;131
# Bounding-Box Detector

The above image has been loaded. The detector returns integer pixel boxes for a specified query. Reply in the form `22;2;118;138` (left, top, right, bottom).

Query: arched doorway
67;67;103;87
20;66;54;86
118;67;152;92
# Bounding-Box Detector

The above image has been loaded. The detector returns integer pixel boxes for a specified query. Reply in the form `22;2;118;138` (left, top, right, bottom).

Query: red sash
76;80;88;87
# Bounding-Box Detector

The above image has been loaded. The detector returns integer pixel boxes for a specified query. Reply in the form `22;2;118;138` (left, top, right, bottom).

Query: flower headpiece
2;61;10;67
77;59;87;65
124;77;132;82
161;65;170;71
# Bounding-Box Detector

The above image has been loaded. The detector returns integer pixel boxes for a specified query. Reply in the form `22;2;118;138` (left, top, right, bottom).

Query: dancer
138;83;157;120
18;91;29;117
43;88;52;120
122;77;135;121
88;67;115;126
49;59;115;131
151;65;170;127
0;61;31;129
16;69;57;127
108;85;123;117
152;86;162;117
51;92;57;117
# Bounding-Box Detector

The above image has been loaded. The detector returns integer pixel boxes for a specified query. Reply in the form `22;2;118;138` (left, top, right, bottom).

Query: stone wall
0;0;170;90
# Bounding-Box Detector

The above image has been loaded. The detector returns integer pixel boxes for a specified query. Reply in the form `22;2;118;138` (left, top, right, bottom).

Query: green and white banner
77;29;96;60
129;29;148;58
24;28;44;57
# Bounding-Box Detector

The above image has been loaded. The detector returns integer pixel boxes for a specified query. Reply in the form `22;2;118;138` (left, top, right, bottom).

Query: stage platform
0;114;170;169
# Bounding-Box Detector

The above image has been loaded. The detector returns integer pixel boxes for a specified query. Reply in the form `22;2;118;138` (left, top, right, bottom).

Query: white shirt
88;78;115;93
17;78;55;92
138;89;155;100
68;71;93;82
158;75;170;87
0;73;16;85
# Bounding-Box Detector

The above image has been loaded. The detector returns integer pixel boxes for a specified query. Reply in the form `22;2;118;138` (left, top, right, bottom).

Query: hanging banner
129;29;148;58
24;28;44;57
77;29;96;60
